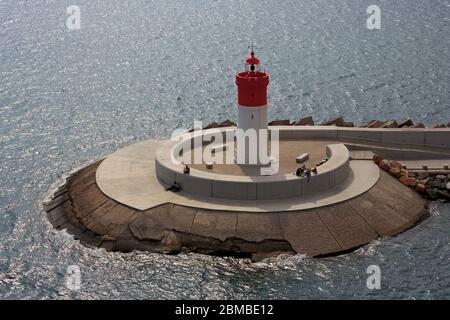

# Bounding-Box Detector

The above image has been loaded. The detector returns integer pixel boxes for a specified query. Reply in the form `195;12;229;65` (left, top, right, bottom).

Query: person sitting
183;165;190;174
305;169;311;182
295;166;305;177
312;167;318;175
166;181;181;192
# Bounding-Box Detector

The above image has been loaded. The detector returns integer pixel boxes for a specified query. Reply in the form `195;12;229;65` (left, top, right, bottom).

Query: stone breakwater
373;154;450;202
197;117;450;130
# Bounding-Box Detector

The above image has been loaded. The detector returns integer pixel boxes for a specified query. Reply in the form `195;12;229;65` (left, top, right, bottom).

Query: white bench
296;153;309;163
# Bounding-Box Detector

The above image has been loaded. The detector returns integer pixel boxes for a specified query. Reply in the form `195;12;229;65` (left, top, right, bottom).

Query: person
305;168;311;182
295;166;304;177
312;167;318;175
183;165;190;174
166;181;181;192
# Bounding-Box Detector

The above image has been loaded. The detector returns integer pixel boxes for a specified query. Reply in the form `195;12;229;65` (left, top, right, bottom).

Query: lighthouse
235;49;270;166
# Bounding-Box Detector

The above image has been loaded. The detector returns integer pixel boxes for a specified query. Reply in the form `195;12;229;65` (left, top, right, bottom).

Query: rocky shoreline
373;154;450;202
198;116;450;130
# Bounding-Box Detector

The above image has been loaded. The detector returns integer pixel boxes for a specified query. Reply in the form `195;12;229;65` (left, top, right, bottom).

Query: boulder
425;188;440;200
388;160;402;169
203;122;220;130
268;119;291;126
293;116;314;126
320;117;347;127
431;124;446;128
446;182;450;190
372;154;383;164
378;160;391;171
416;172;429;180
365;120;384;128
399;175;418;187
400;168;409;176
381;120;398;128
219;119;236;127
414;183;426;193
436;175;447;180
389;167;402;178
427;179;442;189
398;118;414;128
437;190;450;200
413;123;425;128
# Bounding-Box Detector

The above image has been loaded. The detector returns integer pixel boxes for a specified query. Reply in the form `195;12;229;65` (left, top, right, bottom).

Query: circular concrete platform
96;138;379;212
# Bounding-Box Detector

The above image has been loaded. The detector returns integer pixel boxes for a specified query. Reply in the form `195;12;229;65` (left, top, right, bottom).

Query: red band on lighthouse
235;51;269;107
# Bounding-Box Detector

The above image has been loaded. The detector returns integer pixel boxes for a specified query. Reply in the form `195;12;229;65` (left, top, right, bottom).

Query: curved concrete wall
155;130;351;200
275;126;450;151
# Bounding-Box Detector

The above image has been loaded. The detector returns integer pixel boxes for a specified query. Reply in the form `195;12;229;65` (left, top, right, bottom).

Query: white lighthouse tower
235;49;270;166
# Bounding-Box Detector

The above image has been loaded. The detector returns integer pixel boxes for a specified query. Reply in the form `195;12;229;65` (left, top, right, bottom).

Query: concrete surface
156;130;353;200
97;138;378;211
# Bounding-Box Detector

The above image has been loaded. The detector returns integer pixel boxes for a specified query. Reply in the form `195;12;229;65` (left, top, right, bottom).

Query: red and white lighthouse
235;49;270;165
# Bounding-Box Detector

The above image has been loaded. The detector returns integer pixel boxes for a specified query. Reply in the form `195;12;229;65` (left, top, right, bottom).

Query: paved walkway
96;139;380;212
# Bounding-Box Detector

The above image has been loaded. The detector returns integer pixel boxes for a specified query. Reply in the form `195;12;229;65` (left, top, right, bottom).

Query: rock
399;175;418;187
268;119;291;126
400;168;409;176
413;123;425;128
365;120;384;128
381;120;398;128
388;160;402;169
320;117;347;127
293;116;314;126
446;182;450;190
437;190;450;200
436;175;447;180
427;179;442;189
378;160;391;171
389;167;402;178
372;154;383;164
203;122;220;129
419;179;429;185
425;188;440;199
415;183;426;193
398;119;414;128
416;172;429;180
219;119;236;127
431;124;446;128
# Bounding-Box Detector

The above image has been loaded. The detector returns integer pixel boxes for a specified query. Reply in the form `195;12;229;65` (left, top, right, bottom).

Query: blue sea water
0;0;449;299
